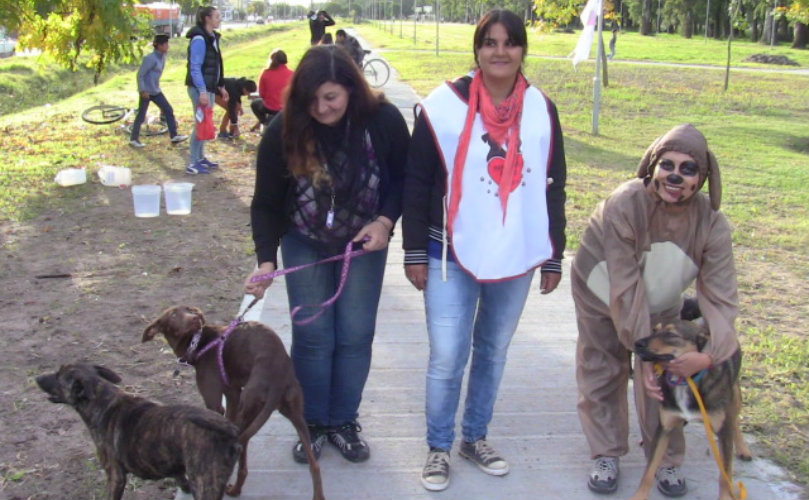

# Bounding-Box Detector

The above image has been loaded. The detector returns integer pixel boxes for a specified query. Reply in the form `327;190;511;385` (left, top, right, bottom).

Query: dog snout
634;338;648;352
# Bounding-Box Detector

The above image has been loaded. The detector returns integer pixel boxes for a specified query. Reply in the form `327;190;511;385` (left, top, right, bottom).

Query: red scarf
449;71;527;231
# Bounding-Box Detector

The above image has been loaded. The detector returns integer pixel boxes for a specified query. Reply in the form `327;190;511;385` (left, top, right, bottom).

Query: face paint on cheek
653;179;661;190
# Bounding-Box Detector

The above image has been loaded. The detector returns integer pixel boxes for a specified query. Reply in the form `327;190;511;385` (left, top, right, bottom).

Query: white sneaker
420;448;450;492
170;134;189;143
129;140;145;148
459;439;509;476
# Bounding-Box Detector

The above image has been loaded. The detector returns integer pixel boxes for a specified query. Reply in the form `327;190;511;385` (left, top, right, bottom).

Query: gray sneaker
588;456;619;494
656;466;687;497
129;139;145;148
459;438;509;476
421;448;450;491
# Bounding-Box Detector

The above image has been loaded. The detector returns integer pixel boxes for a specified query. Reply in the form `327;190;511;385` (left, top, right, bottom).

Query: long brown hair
283;44;383;183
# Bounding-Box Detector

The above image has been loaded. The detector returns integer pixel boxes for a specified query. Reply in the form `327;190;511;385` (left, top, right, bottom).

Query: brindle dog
631;321;752;500
143;305;325;500
36;363;241;500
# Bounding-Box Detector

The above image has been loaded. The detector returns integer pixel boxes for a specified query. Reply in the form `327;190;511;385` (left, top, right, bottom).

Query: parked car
0;29;16;58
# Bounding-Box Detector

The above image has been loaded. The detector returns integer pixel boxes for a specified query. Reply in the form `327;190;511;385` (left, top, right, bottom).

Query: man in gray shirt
130;34;188;148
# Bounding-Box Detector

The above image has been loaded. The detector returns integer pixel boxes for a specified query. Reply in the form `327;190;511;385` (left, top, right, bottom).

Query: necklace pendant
326;209;335;229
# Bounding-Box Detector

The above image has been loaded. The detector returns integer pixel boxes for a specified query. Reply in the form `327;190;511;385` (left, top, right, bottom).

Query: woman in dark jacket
185;5;227;174
244;45;410;465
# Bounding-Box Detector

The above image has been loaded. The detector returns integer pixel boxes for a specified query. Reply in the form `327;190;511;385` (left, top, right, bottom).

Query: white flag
571;0;601;68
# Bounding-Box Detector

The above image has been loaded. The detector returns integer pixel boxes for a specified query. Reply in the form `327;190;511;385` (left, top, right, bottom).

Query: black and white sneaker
292;425;328;464
327;421;370;462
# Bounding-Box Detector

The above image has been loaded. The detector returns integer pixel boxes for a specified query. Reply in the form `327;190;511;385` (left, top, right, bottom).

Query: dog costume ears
637;124;722;211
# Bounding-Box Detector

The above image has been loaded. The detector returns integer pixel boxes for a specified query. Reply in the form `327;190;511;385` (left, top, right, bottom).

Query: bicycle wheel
123;113;169;136
363;58;390;88
81;104;128;124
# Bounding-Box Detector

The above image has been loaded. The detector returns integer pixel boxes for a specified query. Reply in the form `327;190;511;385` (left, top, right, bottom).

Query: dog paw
226;483;243;497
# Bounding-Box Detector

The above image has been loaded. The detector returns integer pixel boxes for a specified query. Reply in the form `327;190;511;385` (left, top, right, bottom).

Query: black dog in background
36;364;242;500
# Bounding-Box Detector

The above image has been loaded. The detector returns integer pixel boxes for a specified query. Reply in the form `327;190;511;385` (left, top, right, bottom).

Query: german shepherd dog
631;320;752;500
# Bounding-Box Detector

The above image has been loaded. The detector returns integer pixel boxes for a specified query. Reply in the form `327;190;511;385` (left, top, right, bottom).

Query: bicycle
81;103;169;136
361;51;391;88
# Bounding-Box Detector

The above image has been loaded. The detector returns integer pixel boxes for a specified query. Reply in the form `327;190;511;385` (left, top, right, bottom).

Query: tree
533;0;580;28
787;0;809;47
7;0;151;83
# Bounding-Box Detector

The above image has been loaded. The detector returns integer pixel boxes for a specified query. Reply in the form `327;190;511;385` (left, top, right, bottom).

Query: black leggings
251;98;278;125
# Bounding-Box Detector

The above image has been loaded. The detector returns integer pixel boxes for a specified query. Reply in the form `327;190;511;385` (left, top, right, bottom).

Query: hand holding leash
354;216;393;252
244;262;276;299
665;351;712;378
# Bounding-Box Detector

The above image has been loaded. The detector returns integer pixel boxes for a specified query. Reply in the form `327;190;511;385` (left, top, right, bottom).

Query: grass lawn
2;19;809;487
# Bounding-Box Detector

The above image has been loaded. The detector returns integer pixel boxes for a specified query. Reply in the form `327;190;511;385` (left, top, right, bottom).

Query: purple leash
193;241;370;386
250;239;370;325
193;296;260;386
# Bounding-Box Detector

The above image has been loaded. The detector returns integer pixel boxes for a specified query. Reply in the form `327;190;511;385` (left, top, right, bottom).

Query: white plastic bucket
98;165;132;187
163;182;194;215
132;185;161;217
54;168;87;186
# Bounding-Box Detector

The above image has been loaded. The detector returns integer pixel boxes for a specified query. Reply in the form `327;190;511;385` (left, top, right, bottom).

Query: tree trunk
749;10;759;42
761;13;773;44
641;0;653;35
682;11;694;38
793;22;808;49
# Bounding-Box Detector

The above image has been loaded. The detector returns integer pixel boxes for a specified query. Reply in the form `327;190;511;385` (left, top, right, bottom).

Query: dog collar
664;368;708;387
180;329;204;364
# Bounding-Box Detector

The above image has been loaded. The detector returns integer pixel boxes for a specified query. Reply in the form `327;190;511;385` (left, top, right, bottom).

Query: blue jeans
130;92;178;141
187;87;214;163
281;231;388;426
424;257;534;450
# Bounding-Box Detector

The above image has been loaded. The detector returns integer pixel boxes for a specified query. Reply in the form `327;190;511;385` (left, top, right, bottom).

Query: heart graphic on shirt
487;155;524;193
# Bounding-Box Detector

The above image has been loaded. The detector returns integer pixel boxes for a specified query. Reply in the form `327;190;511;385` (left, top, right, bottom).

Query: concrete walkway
178;43;804;500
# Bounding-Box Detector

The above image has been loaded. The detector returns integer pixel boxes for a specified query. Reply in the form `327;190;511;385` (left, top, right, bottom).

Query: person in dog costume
402;9;567;492
572;123;740;497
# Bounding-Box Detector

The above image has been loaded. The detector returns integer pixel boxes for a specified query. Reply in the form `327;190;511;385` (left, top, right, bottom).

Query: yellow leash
653;363;746;500
685;375;747;500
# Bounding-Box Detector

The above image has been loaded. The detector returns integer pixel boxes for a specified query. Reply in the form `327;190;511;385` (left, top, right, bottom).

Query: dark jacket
220;77;252;122
251;101;410;266
402;75;567;273
185;25;224;92
309;12;335;44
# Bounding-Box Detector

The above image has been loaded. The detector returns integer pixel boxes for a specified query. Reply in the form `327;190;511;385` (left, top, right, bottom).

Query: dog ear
142;318;163;343
94;365;122;384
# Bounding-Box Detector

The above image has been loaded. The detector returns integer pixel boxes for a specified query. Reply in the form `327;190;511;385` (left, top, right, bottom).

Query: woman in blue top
185;5;228;175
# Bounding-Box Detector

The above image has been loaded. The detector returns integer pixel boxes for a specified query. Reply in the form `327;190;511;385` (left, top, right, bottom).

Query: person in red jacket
251;49;294;130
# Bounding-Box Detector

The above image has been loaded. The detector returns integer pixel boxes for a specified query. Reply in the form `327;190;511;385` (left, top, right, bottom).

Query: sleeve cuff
541;258;562;274
404;249;428;266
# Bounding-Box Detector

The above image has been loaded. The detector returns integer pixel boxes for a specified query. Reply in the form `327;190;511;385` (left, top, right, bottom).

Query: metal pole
705;0;710;41
435;0;439;56
592;0;603;135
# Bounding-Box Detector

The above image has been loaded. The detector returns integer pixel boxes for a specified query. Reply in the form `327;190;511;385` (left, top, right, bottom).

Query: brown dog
143;305;325;500
36;363;241;500
632;321;752;500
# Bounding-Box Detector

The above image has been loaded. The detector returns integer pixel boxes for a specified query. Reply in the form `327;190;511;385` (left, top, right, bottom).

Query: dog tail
189;414;243;464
